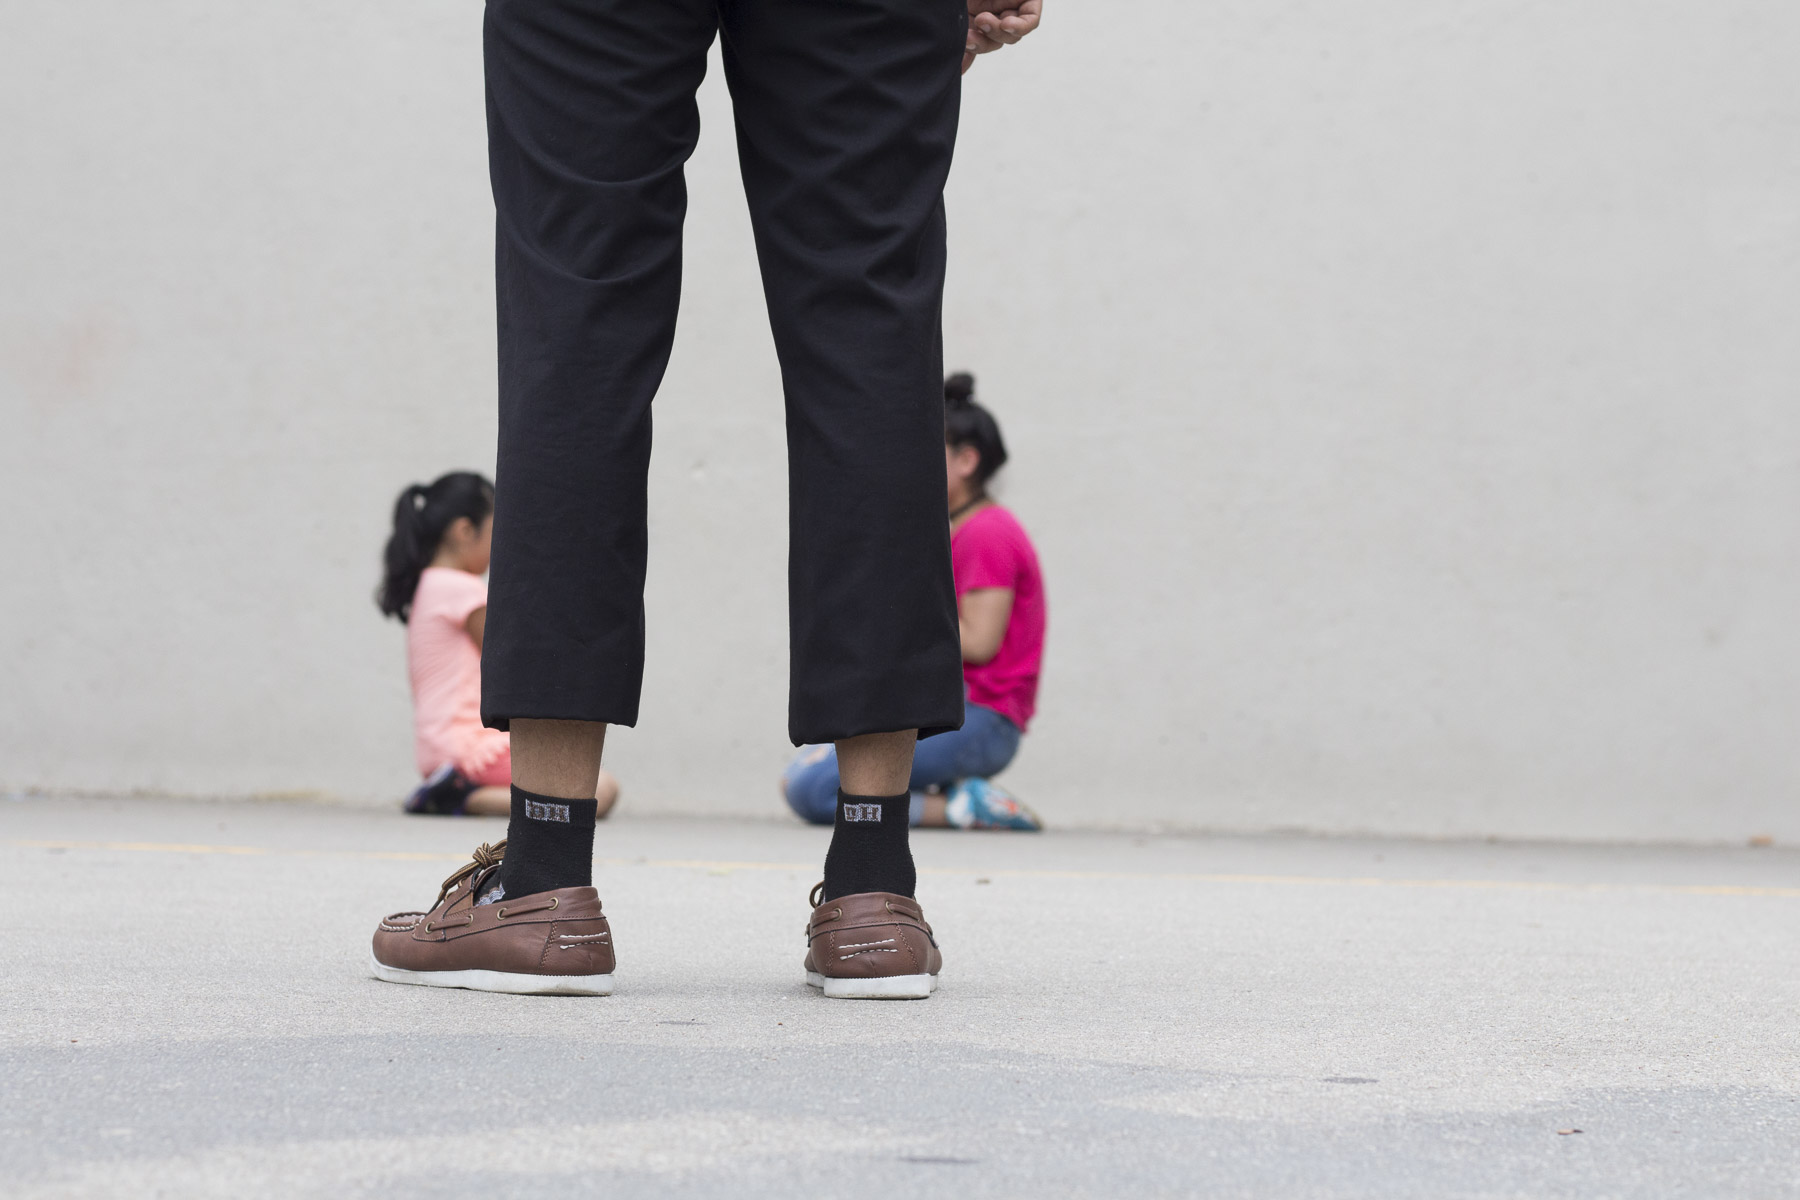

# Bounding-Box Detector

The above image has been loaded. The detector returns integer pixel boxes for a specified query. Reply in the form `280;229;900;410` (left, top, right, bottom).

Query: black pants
479;0;968;746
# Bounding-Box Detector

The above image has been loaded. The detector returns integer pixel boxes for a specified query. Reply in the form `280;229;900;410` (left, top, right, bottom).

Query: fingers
966;27;1006;56
969;15;1024;45
964;0;1040;66
969;1;1041;45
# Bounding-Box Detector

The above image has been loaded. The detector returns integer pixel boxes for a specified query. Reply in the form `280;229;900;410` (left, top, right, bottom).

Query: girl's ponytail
376;472;494;623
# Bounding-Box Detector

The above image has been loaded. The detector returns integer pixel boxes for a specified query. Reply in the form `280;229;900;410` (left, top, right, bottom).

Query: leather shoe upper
804;887;941;981
372;841;614;977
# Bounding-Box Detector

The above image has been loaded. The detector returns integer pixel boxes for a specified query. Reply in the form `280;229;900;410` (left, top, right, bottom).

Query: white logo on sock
842;803;883;822
524;799;571;823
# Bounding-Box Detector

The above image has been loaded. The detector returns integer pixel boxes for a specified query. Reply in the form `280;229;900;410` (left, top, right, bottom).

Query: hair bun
944;372;976;405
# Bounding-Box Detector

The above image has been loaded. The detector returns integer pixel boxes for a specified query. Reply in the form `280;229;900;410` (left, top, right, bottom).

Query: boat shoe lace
432;839;508;908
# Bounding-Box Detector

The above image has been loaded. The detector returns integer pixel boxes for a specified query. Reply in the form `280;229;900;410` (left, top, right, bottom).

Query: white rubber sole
806;970;937;1000
370;953;613;996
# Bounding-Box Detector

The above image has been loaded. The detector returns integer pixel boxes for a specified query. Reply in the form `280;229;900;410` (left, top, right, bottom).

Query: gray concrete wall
3;1;1796;841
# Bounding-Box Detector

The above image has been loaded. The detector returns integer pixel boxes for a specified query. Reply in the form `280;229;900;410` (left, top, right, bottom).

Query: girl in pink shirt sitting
782;373;1046;830
377;471;620;818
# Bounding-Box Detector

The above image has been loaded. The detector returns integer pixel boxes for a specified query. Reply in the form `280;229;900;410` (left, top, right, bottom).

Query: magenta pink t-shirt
952;505;1046;732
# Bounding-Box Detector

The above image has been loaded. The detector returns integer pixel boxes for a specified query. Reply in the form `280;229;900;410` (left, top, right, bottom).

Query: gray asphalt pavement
3;794;1798;1198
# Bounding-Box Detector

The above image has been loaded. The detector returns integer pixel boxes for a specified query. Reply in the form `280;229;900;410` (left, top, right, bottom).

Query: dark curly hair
944;372;1008;486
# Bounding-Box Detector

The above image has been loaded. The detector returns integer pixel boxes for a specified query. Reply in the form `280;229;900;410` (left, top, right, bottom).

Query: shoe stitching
835;938;897;950
812;919;929;938
556;932;610;942
838;948;900;960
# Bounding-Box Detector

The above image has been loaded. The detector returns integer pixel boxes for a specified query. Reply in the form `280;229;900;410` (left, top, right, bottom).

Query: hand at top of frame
963;0;1042;74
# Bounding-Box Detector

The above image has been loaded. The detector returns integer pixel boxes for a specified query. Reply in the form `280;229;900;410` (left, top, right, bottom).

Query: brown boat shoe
804;883;941;1000
369;840;614;996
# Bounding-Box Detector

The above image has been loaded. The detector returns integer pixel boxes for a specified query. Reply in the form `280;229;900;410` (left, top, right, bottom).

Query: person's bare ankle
835;729;917;795
511;718;608;798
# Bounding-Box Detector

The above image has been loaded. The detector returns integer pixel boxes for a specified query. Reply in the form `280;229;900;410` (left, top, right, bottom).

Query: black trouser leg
480;0;717;730
722;0;969;745
480;0;966;747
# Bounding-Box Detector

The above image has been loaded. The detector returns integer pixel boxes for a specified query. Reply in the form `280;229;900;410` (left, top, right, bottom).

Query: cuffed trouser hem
481;613;644;732
480;708;637;735
789;677;964;747
789;711;967;750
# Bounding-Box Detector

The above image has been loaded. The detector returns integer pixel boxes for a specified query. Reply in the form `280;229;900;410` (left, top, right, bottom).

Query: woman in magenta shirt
783;373;1046;830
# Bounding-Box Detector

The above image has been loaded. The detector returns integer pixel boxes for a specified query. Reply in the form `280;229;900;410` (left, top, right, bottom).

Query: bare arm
465;605;486;652
959;587;1015;665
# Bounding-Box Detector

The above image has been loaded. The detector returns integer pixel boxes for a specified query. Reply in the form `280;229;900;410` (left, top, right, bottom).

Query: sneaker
369;841;614;995
945;777;1043;831
804;883;941;1000
404;763;478;816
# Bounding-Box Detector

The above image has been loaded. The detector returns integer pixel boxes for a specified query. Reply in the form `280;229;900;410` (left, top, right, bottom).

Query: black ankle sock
821;790;914;901
483;786;598;902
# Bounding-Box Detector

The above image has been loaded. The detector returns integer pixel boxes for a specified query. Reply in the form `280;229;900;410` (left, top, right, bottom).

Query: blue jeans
782;703;1022;826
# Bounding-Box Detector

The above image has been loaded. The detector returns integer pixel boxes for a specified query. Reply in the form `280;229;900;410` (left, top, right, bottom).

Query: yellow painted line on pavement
6;838;1799;898
591;857;1800;898
8;839;474;863
10;839;272;856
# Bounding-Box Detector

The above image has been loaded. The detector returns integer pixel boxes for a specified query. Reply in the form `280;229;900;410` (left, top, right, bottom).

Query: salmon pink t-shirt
952;505;1046;732
407;567;509;779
